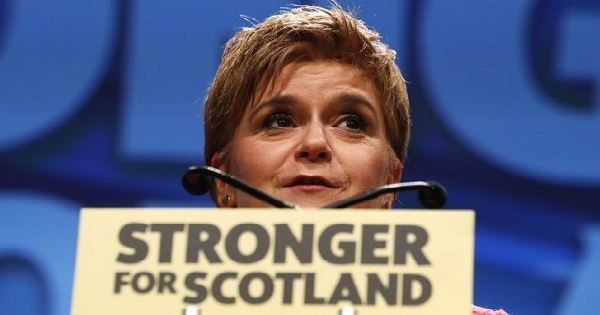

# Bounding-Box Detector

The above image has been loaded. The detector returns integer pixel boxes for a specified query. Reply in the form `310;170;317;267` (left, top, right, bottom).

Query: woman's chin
234;189;383;209
286;196;380;210
280;191;343;209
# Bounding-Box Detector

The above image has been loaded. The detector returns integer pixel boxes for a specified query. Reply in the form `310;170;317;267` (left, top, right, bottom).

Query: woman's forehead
248;60;373;109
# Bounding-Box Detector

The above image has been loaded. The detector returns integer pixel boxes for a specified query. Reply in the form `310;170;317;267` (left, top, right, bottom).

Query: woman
202;3;507;314
204;4;407;209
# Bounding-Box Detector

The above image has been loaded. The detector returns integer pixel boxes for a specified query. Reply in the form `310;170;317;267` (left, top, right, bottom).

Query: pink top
472;305;509;315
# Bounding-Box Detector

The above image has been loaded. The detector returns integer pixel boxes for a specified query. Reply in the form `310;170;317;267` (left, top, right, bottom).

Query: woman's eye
338;114;365;132
264;113;294;128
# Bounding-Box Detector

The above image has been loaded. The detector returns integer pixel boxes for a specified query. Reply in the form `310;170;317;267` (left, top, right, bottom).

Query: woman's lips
284;176;335;190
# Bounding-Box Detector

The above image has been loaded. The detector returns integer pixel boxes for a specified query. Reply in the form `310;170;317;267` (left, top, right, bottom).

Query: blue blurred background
1;0;599;314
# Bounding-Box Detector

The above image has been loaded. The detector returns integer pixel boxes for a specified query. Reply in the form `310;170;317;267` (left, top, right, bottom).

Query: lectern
71;208;474;315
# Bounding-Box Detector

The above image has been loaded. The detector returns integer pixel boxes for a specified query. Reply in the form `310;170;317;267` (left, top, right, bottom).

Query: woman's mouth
286;176;335;190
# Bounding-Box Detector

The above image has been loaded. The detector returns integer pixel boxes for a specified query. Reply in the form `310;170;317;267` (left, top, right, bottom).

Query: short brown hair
204;4;410;170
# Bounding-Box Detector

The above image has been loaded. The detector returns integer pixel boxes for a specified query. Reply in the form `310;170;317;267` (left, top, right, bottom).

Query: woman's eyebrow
248;95;296;120
333;92;378;117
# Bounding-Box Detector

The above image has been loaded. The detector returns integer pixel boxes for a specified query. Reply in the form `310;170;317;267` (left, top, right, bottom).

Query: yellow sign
71;209;474;315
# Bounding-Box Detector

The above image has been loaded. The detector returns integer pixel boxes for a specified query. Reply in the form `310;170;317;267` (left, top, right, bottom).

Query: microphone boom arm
183;166;297;209
322;181;447;209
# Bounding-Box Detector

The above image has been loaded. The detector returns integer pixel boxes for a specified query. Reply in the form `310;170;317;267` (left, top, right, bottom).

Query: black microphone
182;165;447;209
322;181;447;209
182;165;297;209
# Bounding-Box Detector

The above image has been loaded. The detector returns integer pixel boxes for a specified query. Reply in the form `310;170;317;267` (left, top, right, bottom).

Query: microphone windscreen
182;167;212;195
418;181;447;209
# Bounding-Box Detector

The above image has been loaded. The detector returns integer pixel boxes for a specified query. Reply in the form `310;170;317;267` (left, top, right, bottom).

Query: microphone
182;165;297;209
323;181;447;209
182;165;447;209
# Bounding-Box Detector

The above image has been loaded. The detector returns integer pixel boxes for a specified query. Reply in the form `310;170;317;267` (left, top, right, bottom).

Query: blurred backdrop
1;0;599;314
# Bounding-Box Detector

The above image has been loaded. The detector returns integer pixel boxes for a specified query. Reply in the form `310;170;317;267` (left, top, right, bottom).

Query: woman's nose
295;122;332;162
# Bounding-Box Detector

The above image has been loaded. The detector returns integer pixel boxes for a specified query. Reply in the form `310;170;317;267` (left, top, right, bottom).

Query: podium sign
71;209;474;315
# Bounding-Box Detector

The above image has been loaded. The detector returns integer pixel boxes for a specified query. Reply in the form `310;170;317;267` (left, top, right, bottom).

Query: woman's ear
387;161;402;185
210;153;236;207
384;160;402;208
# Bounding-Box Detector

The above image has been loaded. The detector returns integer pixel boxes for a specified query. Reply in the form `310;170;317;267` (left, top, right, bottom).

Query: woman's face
213;60;401;209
